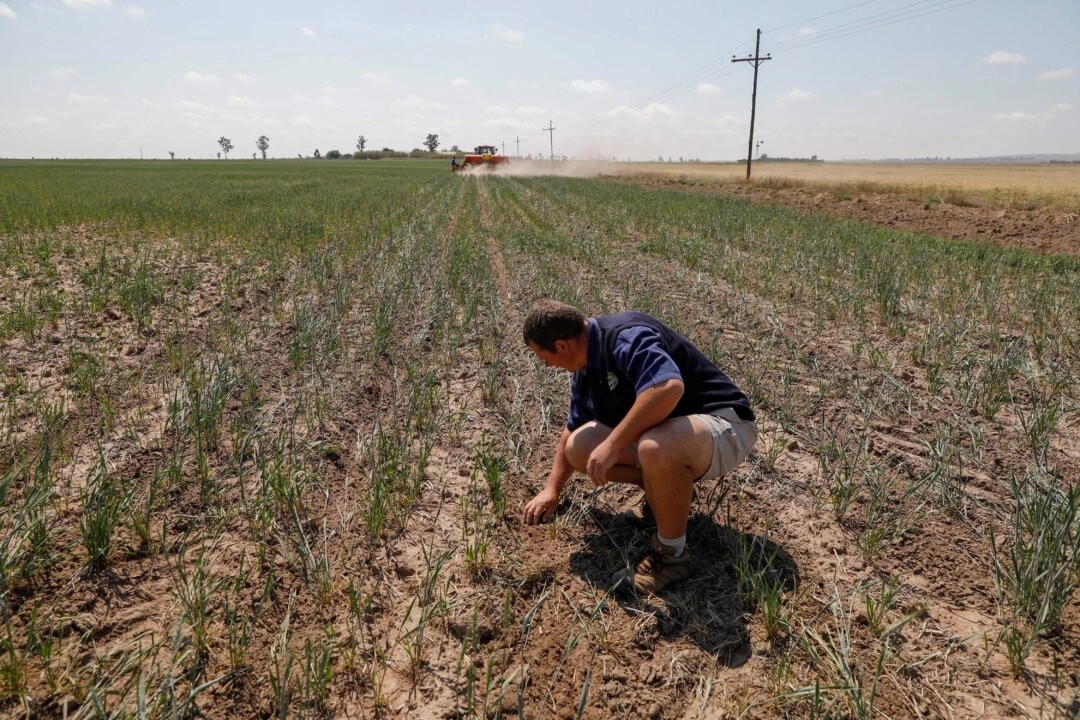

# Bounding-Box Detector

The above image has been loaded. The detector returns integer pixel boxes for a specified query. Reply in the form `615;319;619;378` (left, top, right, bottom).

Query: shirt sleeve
611;326;682;394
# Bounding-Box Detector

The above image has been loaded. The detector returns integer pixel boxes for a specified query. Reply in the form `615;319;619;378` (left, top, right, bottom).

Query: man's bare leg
637;416;715;540
566;416;717;536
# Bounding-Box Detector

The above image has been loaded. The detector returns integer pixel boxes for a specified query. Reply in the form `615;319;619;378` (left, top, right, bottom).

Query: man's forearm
545;427;575;494
607;379;684;453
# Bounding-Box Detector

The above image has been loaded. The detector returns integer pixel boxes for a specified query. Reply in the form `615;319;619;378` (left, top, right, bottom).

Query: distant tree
450;144;461;153
256;135;270;159
356;135;367;152
326;149;342;159
218;136;233;159
217;152;221;160
313;149;321;159
423;133;440;152
252;153;256;160
168;150;175;160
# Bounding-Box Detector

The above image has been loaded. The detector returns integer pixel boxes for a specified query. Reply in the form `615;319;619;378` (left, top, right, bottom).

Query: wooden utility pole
515;136;522;157
543;121;556;161
732;29;771;180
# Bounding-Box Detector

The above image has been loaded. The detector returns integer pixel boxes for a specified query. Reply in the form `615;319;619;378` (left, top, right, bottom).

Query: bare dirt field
612;162;1080;257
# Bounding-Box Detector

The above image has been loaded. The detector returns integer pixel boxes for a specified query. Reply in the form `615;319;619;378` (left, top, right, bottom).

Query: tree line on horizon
183;132;462;161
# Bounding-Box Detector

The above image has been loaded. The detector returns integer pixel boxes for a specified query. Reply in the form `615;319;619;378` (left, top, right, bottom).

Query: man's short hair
523;299;587;352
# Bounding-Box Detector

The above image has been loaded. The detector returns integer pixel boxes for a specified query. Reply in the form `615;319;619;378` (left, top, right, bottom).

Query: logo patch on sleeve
606;372;619;391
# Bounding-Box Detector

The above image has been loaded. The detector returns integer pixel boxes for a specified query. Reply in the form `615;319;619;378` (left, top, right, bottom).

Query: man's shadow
566;490;799;668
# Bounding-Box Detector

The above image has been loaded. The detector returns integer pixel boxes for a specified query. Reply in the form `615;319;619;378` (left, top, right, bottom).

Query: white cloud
1039;67;1076;81
992;102;1073;123
484;105;510;114
0;2;16;20
185;70;221;82
984;51;1027;64
568;79;612;94
451;77;470;87
361;72;392;86
24;115;51;125
608;103;677;118
642;103;676;116
63;0;112;8
289;115;335;130
301;26;317;38
992;111;1037;122
30;3;63;15
322;85;343;95
233;72;255;83
92;122;119;130
697;83;720;96
173;100;220;117
394;95;445;113
516;105;543;114
784;89;815;101
227;95;261;109
50;67;78;80
123;4;144;17
797;27;816;37
68;93;110;105
250;115;280;129
864;89;883;98
293;93;338;108
491;23;525;42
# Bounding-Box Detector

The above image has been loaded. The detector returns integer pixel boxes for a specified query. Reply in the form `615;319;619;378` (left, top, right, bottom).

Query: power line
505;0;981;155
626;0;910;114
635;0;978;112
768;0;979;52
764;0;885;34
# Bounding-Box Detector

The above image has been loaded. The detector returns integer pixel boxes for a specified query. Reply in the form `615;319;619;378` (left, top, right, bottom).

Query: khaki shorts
693;407;758;483
586;407;757;482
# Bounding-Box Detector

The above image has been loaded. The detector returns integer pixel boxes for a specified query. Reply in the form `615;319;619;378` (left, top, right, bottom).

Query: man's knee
565;422;611;471
636;433;665;470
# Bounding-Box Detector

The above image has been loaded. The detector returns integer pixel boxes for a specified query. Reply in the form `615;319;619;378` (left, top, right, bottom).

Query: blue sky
1;0;1077;160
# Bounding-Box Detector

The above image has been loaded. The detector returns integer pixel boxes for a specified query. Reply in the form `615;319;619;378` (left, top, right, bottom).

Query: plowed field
1;160;1077;719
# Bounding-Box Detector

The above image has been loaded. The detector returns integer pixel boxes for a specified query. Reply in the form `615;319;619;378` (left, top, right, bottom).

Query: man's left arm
585;377;684;485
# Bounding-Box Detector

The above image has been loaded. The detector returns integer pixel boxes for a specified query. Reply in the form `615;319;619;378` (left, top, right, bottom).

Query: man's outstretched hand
523;487;559;525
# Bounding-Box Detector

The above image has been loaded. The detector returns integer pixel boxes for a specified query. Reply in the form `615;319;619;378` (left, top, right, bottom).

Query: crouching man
522;299;758;594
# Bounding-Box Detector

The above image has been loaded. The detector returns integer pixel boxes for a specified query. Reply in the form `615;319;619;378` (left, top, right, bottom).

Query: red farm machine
451;145;510;172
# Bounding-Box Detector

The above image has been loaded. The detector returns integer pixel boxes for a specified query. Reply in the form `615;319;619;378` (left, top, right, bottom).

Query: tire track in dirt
371;177;546;718
467;179;720;720
474;178;516;322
